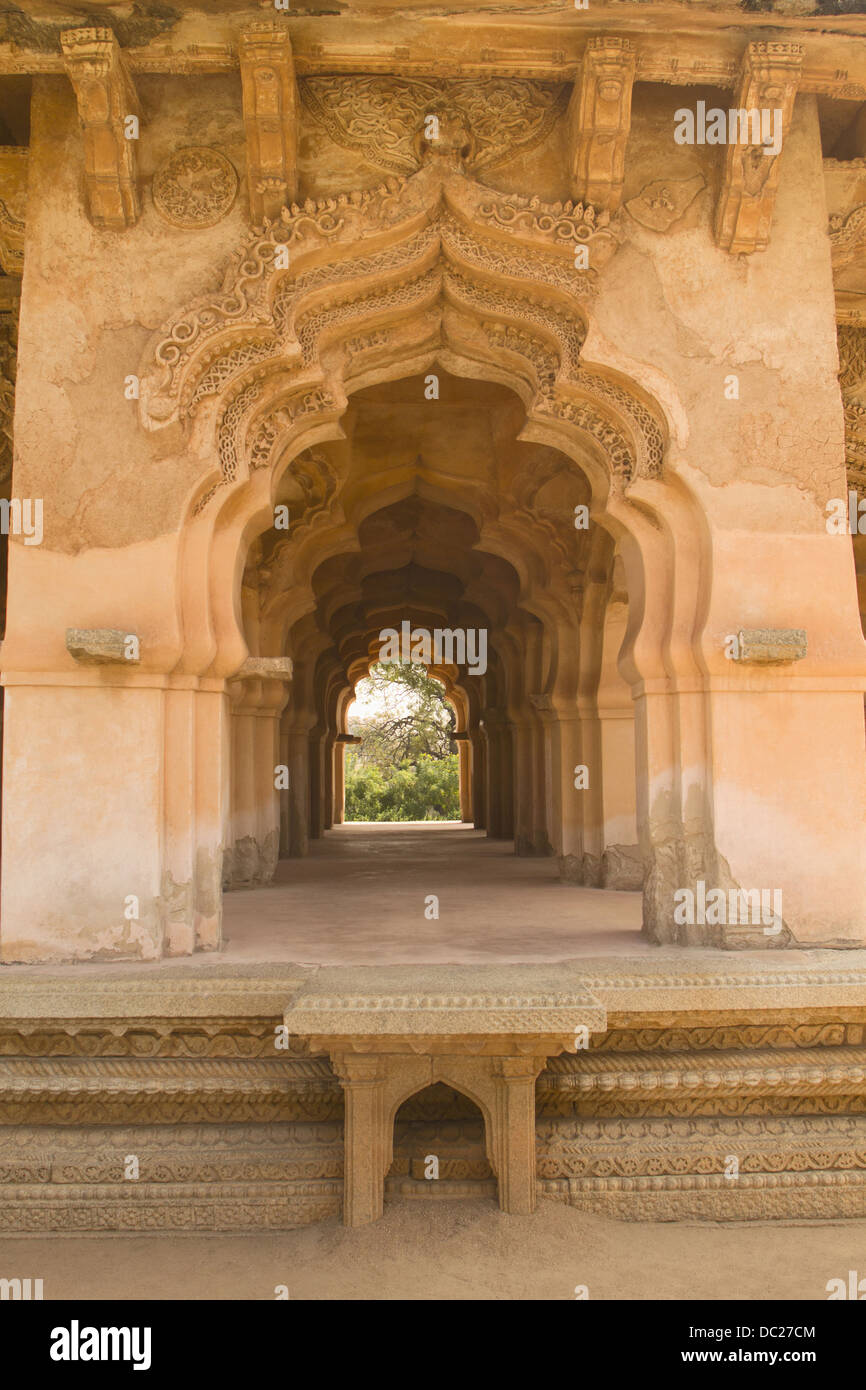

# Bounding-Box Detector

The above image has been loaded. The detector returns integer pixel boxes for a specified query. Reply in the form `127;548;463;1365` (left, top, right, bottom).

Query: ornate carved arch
139;158;669;517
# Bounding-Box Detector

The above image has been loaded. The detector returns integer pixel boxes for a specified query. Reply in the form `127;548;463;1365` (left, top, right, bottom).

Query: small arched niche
385;1082;496;1204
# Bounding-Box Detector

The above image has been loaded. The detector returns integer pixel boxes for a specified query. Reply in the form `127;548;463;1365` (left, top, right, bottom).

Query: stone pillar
455;732;473;822
528;696;555;857
481;719;499;837
548;709;586;883
511;713;535;855
227;681;257;886
332;737;346;826
331;1054;389;1227
490;1057;544;1215
254;679;290;880
470;728;485;828
286;715;312;857
278;711;291;856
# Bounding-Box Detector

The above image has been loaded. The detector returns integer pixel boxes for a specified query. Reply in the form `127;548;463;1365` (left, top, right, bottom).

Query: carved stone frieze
300;75;567;177
152;147;239;230
2;1003;866;1228
0;147;26;275
836;324;866;491
475;191;622;268
0;303;17;486
538;1044;866;1118
0;1186;342;1232
592;1022;862;1052
0;1018;308;1058
830;204;866;273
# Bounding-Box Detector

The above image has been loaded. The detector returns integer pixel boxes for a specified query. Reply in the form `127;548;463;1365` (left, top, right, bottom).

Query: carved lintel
714;41;803;256
61;27;140;231
567;37;635;214
239;24;298;225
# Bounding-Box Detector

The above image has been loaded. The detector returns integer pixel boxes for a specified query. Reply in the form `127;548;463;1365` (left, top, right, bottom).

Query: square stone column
490;1056;545;1215
330;1054;390;1227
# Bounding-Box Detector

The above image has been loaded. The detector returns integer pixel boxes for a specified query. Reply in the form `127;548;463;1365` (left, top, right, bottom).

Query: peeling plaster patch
602;844;643;891
581;312;689;449
90;914;162;962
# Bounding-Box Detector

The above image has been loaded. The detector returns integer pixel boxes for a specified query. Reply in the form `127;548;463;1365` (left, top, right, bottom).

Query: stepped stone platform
1;951;865;1230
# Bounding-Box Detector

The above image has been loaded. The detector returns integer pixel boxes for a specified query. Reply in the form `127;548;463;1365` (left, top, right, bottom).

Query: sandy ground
2;1199;864;1300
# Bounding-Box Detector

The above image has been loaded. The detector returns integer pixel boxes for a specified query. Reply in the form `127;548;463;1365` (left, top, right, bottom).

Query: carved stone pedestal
284;964;606;1226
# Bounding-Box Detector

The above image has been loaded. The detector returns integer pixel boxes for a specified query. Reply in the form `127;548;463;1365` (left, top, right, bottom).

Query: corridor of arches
220;368;646;961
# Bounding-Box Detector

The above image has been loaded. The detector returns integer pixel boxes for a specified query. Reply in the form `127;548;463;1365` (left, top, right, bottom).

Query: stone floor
3;1199;864;1300
222;821;644;964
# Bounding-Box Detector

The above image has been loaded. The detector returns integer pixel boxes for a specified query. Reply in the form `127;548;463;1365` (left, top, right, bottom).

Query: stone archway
133;155;739;953
386;1082;496;1203
5;132;863;967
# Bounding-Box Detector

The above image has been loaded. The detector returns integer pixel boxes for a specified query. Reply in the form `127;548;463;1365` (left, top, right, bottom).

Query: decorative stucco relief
300;76;567;176
152;146;239;229
139;159;666;512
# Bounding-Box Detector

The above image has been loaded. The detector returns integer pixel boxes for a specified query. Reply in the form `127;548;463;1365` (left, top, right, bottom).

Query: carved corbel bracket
715;41;803;256
61;27;140;231
239;23;298;226
567;36;635;214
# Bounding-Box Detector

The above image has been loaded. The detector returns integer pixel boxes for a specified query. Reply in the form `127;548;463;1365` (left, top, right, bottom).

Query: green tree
344;663;461;821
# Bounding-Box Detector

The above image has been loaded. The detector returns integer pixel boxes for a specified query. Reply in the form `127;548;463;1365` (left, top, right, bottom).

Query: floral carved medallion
152;147;239;229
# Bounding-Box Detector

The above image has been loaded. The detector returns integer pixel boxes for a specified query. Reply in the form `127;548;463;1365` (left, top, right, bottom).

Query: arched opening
386;1082;496;1204
342;662;462;824
131;154;765;958
218;368;649;959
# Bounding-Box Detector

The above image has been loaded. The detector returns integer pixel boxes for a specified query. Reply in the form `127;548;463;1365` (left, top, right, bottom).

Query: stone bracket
239;23;299;225
715;41;803;255
567;36;635;214
236;656;294;680
66;628;140;665
61;27;140;231
734;628;807;664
